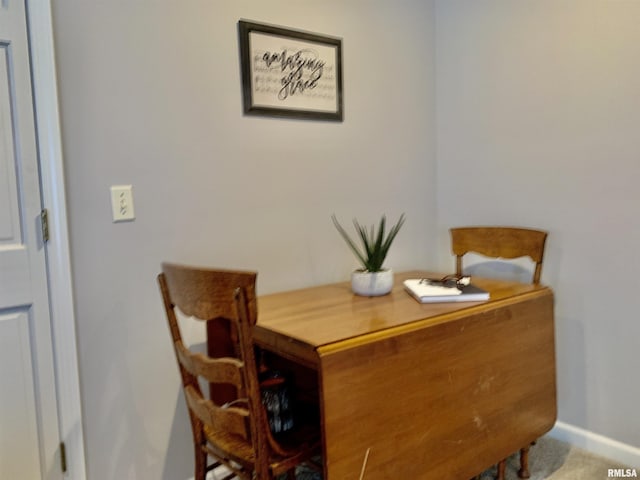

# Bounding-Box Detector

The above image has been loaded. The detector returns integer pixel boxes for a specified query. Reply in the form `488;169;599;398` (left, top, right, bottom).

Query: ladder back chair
158;263;321;480
451;227;548;480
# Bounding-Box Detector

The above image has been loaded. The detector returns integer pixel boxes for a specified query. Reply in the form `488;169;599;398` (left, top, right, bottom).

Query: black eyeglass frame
418;274;471;289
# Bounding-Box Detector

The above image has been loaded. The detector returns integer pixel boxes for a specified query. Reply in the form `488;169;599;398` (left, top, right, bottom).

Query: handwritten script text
261;49;325;100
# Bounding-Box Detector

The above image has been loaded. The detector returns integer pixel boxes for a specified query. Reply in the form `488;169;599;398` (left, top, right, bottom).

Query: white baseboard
549;421;640;467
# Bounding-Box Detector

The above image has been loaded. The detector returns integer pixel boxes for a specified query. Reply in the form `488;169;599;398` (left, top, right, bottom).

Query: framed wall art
238;20;343;121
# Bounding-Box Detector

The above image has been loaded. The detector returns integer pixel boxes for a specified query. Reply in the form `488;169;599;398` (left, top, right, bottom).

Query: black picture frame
238;20;343;121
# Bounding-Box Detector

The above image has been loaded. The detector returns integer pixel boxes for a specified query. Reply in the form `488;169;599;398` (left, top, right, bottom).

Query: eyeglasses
418;274;471;289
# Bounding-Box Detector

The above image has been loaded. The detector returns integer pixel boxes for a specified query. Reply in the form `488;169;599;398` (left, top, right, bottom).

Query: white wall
436;0;640;451
51;1;436;479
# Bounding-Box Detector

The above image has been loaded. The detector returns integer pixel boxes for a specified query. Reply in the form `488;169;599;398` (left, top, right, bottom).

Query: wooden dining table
252;270;557;479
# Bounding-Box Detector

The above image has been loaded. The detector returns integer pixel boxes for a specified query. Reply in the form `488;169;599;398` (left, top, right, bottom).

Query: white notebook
403;278;490;303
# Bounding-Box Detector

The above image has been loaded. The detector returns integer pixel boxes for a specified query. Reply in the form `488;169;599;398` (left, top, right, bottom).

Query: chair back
450;226;547;284
158;263;270;479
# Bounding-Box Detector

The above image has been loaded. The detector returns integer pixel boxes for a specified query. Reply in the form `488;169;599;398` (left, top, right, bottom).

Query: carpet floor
478;435;634;480
212;435;635;479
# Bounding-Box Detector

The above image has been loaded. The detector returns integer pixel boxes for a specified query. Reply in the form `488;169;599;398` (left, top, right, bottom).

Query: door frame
27;1;87;478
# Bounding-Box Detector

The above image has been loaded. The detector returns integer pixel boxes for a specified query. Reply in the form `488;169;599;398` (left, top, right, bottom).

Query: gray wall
51;1;436;479
436;0;640;448
51;1;640;478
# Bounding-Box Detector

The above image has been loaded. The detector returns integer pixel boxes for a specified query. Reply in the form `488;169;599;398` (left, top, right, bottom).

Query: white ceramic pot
351;269;394;297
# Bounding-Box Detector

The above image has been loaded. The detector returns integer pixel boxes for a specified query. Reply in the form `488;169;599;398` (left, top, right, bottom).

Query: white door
0;1;62;479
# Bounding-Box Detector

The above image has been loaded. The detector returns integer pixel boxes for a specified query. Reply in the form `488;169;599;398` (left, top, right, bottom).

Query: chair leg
518;445;531;478
495;459;506;480
194;448;207;480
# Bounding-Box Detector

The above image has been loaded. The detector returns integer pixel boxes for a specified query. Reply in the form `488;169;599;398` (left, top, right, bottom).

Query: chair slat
184;386;249;440
175;342;244;389
451;227;547;261
161;263;257;323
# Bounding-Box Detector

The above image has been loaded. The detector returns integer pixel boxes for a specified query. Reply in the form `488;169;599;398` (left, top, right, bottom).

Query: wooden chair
451;226;548;480
158;263;322;480
451;226;547;285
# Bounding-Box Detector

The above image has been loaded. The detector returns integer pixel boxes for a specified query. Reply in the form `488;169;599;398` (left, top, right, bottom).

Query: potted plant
332;213;405;296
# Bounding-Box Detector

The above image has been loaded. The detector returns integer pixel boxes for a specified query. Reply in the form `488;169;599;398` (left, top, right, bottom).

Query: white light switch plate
110;185;135;222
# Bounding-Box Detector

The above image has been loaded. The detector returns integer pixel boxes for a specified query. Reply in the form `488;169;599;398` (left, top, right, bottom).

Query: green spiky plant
332;213;406;272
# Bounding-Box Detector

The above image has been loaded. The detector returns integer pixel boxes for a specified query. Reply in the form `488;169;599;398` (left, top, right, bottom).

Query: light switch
110;185;135;222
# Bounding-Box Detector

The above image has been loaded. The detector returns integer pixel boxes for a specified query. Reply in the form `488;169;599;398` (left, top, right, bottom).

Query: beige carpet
213;435;635;479
478;435;635;480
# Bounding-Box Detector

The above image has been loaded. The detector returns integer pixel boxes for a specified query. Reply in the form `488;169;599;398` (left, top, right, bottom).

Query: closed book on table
403;278;489;304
